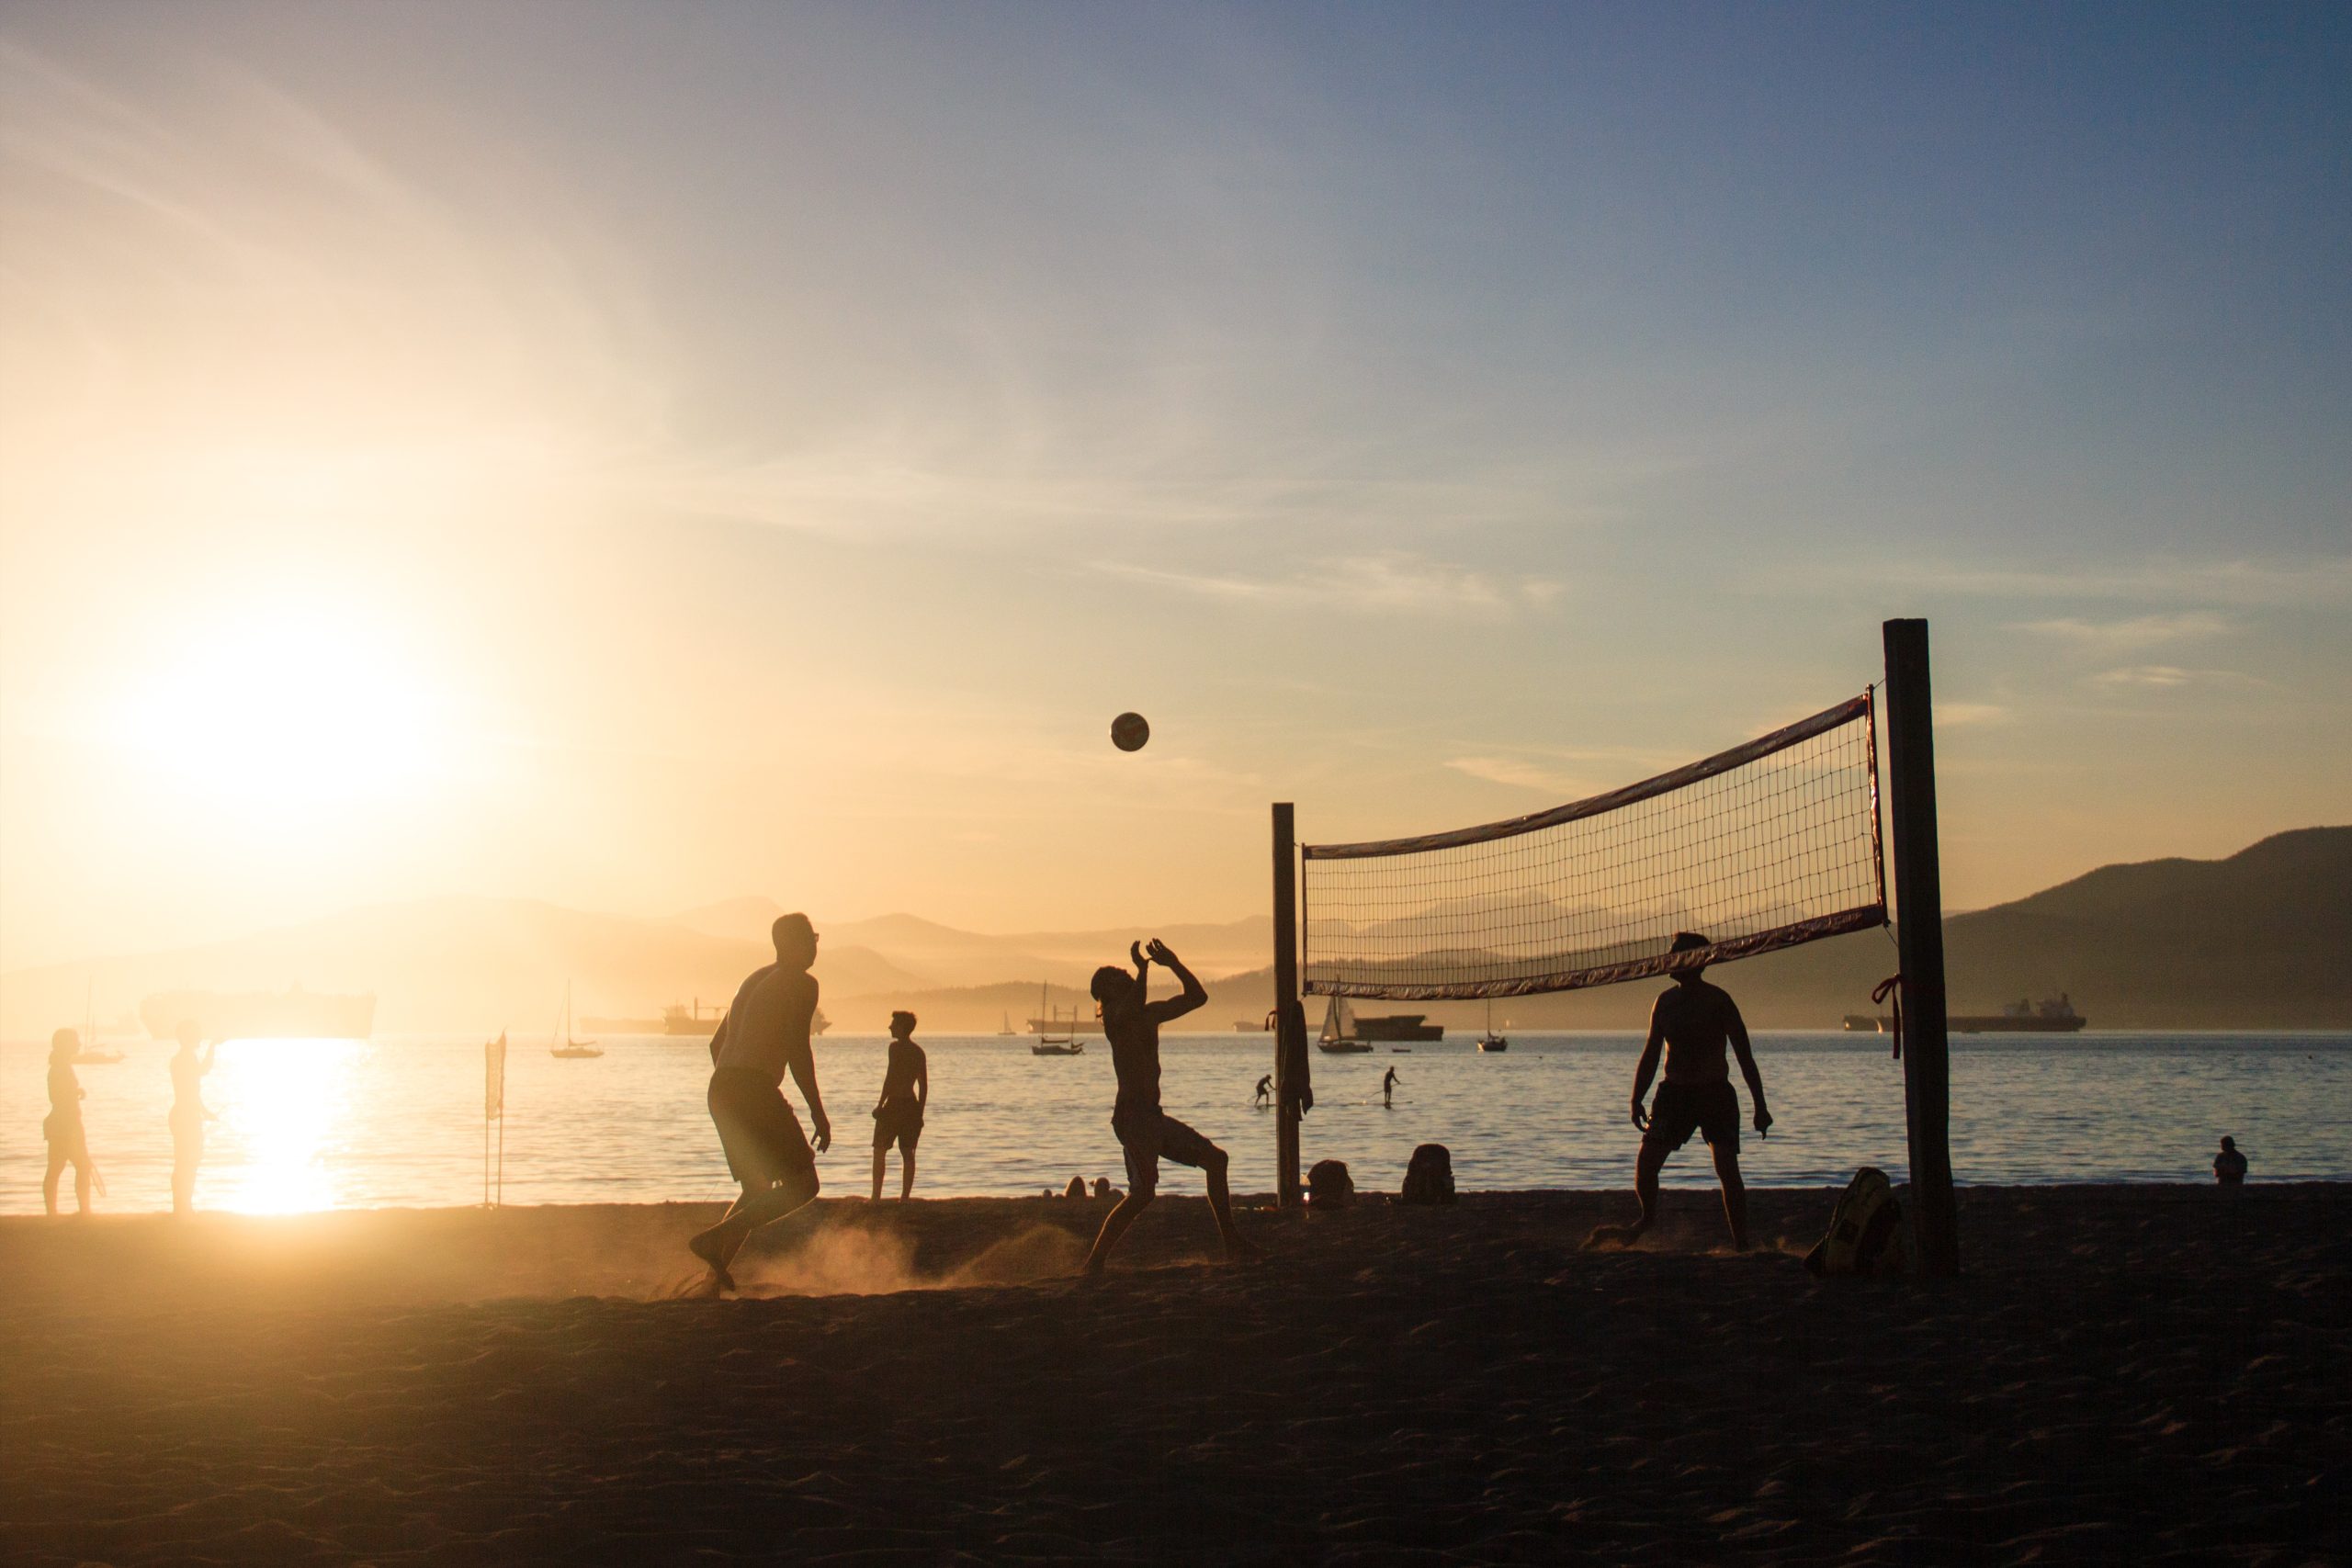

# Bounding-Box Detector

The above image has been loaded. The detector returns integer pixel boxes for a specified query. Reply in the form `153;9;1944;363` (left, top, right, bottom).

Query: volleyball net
1301;693;1886;1000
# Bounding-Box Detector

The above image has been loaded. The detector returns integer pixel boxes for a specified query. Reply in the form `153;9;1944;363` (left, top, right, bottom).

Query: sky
2;2;2347;971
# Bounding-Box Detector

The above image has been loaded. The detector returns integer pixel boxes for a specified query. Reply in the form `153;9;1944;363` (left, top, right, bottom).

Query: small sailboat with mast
1031;982;1085;1055
550;983;603;1058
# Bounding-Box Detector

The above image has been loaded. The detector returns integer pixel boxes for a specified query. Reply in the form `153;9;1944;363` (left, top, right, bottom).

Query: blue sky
2;3;2346;964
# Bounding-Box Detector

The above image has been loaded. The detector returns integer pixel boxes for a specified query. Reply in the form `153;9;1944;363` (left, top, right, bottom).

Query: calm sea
5;1032;2346;1215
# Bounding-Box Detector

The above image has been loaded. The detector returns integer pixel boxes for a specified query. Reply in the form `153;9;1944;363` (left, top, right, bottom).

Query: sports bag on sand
1804;1166;1913;1277
1307;1158;1355;1207
1400;1144;1456;1205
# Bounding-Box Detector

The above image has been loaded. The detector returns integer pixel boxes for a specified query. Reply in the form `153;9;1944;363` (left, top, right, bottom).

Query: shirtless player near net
1596;931;1773;1250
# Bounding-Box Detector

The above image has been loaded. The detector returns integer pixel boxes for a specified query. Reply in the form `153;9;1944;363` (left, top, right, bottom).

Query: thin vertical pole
1883;618;1959;1276
1272;802;1304;1208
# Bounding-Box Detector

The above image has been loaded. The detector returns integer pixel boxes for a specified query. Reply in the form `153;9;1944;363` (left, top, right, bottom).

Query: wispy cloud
2089;666;2264;692
1444;756;1596;795
1808;558;2352;608
1096;551;1562;615
1934;702;2007;728
2014;611;2231;650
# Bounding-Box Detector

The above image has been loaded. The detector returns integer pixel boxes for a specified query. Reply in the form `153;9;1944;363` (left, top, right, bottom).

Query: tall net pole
1883;618;1958;1276
1272;803;1305;1208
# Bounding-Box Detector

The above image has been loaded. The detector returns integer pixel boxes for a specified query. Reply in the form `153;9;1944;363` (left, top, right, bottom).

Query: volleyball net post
1276;624;1957;1270
1883;617;1958;1277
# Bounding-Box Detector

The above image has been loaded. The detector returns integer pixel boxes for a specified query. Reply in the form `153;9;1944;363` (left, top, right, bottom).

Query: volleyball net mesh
1302;694;1886;999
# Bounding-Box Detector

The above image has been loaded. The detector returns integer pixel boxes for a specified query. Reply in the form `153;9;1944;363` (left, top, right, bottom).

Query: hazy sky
3;3;2347;969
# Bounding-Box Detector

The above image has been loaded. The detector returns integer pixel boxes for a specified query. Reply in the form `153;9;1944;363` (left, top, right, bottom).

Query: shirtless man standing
1621;931;1772;1249
1080;939;1262;1275
688;913;832;1291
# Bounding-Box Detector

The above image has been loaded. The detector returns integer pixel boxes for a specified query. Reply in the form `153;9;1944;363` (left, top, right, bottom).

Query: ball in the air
1111;711;1150;752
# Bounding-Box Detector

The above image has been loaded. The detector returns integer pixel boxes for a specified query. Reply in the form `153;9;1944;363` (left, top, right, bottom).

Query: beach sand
4;1186;2344;1564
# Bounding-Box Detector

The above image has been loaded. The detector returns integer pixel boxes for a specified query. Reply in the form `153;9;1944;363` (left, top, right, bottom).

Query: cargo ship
662;998;828;1036
1317;997;1444;1051
1844;994;2087;1033
141;987;376;1042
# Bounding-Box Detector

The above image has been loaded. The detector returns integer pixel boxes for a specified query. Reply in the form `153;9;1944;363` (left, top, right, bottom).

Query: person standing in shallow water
688;913;832;1292
168;1021;220;1214
1382;1065;1399;1108
43;1029;95;1216
1620;931;1772;1250
870;1010;928;1201
1080;939;1263;1275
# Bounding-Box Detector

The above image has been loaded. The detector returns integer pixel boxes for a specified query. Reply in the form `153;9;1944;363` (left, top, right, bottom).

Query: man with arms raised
1080;939;1262;1275
1618;931;1772;1250
688;912;832;1291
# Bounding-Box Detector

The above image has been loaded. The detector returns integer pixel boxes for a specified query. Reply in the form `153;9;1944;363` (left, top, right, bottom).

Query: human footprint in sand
870;1011;928;1201
689;913;832;1291
1081;939;1263;1275
1612;931;1771;1251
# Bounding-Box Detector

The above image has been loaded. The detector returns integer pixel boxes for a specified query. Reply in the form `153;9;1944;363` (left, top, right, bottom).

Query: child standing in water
870;1010;929;1201
169;1020;220;1214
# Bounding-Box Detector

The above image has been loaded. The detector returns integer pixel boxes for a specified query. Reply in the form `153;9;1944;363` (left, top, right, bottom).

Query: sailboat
74;982;124;1064
998;1012;1018;1036
550;983;603;1058
1316;997;1374;1054
1032;982;1085;1055
1476;999;1510;1053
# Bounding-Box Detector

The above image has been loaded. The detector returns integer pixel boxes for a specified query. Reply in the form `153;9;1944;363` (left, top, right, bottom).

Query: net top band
1302;691;1872;862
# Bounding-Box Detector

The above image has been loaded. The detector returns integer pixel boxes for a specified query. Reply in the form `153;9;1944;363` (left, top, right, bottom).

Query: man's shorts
708;1067;818;1188
1113;1110;1219;1198
1644;1080;1740;1156
872;1109;922;1156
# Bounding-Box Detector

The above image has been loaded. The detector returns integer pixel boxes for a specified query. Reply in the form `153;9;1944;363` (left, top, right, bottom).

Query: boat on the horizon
550;984;602;1058
1476;1000;1509;1053
1031;983;1086;1055
1318;996;1441;1051
1844;994;2089;1033
658;998;826;1038
141;987;375;1042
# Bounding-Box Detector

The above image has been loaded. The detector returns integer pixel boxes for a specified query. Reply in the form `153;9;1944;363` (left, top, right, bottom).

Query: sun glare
117;604;449;818
205;1039;365;1214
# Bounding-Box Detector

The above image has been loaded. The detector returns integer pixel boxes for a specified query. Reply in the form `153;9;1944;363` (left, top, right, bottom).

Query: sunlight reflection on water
6;1032;2349;1214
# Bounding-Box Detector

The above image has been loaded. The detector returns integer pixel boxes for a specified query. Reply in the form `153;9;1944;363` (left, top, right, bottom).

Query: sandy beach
4;1185;2344;1565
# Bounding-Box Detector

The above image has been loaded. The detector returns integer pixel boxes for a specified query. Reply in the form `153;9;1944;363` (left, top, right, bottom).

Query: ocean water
4;1032;2347;1215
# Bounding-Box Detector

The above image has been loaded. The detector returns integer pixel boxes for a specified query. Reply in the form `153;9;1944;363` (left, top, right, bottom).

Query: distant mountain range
3;829;2343;1039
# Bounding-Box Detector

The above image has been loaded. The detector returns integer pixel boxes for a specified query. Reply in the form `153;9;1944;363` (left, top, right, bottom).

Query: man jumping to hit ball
1080;939;1263;1275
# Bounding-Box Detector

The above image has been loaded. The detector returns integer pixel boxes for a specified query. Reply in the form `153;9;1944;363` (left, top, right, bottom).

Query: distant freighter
1844;994;2088;1034
141;988;375;1042
662;999;828;1036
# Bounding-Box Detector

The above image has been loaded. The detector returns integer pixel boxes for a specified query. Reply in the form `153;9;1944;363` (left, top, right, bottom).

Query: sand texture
4;1186;2345;1564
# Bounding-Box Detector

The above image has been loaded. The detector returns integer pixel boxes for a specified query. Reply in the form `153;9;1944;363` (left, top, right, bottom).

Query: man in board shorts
869;1010;928;1201
1080;939;1263;1275
688;912;833;1292
1622;931;1773;1249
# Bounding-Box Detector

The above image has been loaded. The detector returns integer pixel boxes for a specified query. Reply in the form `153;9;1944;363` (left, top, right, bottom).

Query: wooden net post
1272;802;1304;1208
1883;617;1960;1276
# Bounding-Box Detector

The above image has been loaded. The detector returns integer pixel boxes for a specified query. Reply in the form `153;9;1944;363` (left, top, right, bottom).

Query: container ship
657;999;827;1037
1844;994;2087;1033
1317;997;1444;1051
141;987;376;1042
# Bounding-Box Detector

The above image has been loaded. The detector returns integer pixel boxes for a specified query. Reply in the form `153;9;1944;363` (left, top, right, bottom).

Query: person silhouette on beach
1382;1066;1399;1109
870;1010;928;1201
43;1029;96;1216
2213;1136;2248;1187
168;1021;220;1214
1615;932;1772;1250
1080;939;1262;1275
1254;1074;1272;1108
687;913;832;1291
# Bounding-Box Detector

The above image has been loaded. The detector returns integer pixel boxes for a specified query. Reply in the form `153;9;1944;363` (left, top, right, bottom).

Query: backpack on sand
1804;1166;1912;1277
1307;1158;1354;1208
1400;1144;1456;1206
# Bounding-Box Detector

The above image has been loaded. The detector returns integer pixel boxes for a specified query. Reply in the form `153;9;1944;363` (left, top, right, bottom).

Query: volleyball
1111;712;1150;751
